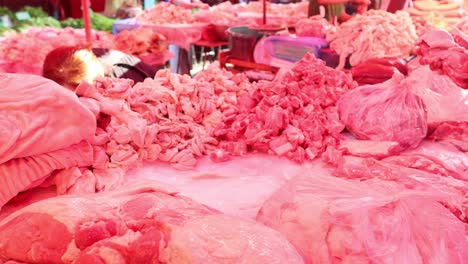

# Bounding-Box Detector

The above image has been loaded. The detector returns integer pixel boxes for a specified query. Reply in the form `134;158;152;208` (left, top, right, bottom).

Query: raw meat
210;1;308;27
333;155;468;220
0;27;114;75
125;154;311;219
257;172;468;263
383;140;468;181
0;182;304;263
74;67;252;171
0;141;94;210
213;53;356;162
136;2;196;24
351;57;408;85
113;27;172;66
337;138;401;158
337;73;427;149
406;65;468;125
327;10;417;69
417;30;468;88
295;16;332;38
429;121;468;151
0;74;96;163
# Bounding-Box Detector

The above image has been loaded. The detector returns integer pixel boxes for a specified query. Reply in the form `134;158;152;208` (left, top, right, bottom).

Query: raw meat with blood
351;57;408;85
417;30;468;88
327;10;417;69
212;53;356;162
257;172;468;263
0;182;304;263
337;72;427;149
0;74;96;163
406;65;468;125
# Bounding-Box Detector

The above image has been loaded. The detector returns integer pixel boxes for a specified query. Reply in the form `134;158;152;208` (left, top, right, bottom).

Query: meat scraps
417;30;468;89
327;10;417;69
257;172;468;263
337;72;427;149
0;182;304;264
212;53;356;162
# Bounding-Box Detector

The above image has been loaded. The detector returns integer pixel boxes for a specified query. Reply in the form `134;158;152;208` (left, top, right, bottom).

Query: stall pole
82;0;93;46
262;0;266;24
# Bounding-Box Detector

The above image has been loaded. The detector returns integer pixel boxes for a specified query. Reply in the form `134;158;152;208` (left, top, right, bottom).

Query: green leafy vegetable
90;11;115;32
14;17;61;32
19;6;48;18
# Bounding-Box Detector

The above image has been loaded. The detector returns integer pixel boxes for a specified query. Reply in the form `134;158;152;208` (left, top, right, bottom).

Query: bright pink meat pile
0;27;114;75
338;72;428;149
136;2;196;24
0;182;304;264
256;172;468;263
75;67;252;171
212;54;356;162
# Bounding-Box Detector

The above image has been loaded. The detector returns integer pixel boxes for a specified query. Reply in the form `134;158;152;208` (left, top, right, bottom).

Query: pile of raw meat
136;2;196;25
295;16;333;38
0;27;114;75
327;10;418;69
1;21;468;263
212;54;356;162
113;27;171;66
207;1;308;27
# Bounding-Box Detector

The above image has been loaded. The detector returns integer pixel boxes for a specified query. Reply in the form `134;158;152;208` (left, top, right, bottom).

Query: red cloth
63;0;106;18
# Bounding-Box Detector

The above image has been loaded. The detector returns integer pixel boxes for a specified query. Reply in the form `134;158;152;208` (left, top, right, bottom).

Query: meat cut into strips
0;182;304;264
